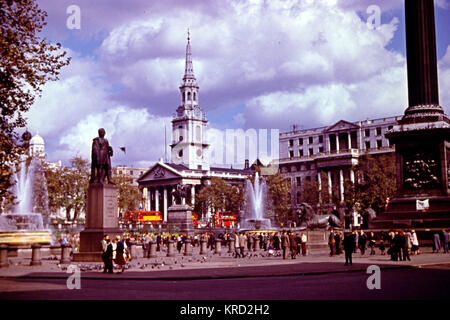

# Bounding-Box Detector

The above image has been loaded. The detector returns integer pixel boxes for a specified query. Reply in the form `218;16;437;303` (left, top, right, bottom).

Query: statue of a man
90;128;114;184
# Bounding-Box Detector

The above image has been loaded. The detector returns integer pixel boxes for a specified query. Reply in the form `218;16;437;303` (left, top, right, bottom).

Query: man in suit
289;232;298;259
281;232;290;260
343;232;355;266
105;237;114;274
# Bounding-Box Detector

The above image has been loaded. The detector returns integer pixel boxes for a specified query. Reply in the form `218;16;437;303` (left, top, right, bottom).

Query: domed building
29;132;45;158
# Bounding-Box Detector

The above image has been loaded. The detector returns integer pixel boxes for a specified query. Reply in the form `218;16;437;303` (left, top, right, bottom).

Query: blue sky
27;0;450;169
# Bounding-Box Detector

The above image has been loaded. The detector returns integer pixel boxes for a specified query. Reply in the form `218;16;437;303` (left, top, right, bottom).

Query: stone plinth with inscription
73;183;121;262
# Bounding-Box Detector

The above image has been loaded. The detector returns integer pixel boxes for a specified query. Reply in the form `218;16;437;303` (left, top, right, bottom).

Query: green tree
115;174;143;219
265;173;291;226
0;0;70;208
45;157;89;221
194;178;245;220
343;153;396;214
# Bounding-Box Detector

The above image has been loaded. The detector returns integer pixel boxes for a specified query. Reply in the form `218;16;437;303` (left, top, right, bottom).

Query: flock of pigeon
52;250;281;272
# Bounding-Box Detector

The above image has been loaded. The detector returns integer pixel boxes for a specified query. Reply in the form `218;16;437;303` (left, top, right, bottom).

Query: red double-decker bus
215;211;237;228
124;211;163;226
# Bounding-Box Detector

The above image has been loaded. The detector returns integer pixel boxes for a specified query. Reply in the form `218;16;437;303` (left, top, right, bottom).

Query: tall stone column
403;0;442;121
163;187;168;222
155;188;159;212
191;185;195;206
347;132;352;150
148;188;152;211
336;134;340;152
339;169;344;202
371;0;450;231
317;171;322;204
327;171;332;201
350;169;355;184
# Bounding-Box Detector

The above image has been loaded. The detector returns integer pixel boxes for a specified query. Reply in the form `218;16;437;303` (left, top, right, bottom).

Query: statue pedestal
167;204;195;236
73;183;121;262
370;127;450;231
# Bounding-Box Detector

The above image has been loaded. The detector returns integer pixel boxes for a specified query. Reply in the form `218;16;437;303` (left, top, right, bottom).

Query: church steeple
172;29;209;171
183;29;196;84
179;29;199;109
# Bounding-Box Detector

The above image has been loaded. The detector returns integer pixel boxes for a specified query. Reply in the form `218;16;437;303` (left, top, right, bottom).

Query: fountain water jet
0;156;51;245
241;173;274;231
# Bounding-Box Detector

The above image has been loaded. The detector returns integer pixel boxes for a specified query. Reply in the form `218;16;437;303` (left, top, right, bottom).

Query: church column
336;134;340;152
350;169;355;184
347;132;352;150
148;188;152;211
340;169;344;202
326;135;331;153
191;185;195;206
142;187;147;211
327;171;332;202
318;171;322;204
163;187;168;222
155;188;159;212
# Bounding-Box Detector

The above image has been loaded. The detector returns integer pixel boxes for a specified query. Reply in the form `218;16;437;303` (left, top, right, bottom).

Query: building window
289;150;294;158
309;148;313;156
296;177;301;186
309;137;313;144
289;139;294;147
130;170;133;175
376;127;382;136
298;138;303;145
388;125;393;130
365;141;371;149
319;146;324;153
299;149;304;157
119;170;123;175
365;129;370;137
306;163;311;170
377;140;382;148
319;135;323;143
306;176;311;182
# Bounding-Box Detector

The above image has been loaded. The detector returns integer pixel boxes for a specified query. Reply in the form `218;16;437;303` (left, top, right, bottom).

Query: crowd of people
94;228;450;273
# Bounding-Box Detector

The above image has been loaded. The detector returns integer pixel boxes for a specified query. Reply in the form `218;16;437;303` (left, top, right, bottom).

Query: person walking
368;232;376;255
101;235;110;273
289;232;297;259
335;231;342;255
433;232;441;253
328;229;335;256
273;233;281;254
281;232;290;260
358;230;367;255
353;230;359;253
115;235;127;273
239;233;247;258
442;229;449;254
296;232;302;256
301;233;308;256
411;230;420;255
400;231;411;261
234;233;241;258
105;237;114;274
343;232;355;266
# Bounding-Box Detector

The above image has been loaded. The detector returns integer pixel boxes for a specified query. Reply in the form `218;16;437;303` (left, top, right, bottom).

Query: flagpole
164;124;167;163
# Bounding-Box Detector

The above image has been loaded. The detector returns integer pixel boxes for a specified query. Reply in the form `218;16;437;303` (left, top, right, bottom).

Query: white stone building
279;116;401;207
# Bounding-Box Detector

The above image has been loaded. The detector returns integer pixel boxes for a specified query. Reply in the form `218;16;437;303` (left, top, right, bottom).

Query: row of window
281;163;316;173
287;126;394;148
288;139;388;158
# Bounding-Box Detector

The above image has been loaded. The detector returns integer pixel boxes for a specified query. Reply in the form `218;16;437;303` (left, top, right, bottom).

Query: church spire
183;28;196;84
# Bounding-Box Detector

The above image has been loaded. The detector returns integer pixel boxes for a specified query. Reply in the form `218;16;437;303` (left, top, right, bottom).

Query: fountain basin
0;213;51;246
0;230;51;246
